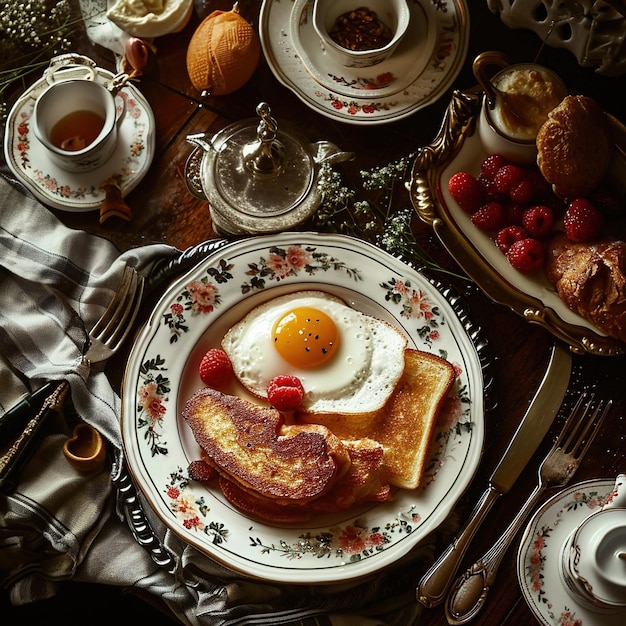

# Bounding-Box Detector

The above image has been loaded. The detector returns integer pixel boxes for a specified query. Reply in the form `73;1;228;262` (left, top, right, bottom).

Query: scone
545;234;626;342
536;95;614;199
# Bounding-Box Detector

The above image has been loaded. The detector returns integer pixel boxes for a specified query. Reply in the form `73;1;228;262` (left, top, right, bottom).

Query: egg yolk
272;307;339;368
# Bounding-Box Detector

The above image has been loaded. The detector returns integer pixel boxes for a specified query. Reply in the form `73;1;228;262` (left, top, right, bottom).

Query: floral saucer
3;66;155;212
259;0;469;125
517;479;626;626
290;0;433;99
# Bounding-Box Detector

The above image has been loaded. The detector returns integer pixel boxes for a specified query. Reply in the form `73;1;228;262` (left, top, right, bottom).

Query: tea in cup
313;0;410;68
473;51;568;163
33;78;124;173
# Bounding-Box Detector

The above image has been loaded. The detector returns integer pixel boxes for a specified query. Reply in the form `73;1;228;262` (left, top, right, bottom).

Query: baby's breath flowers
0;0;82;120
314;153;457;276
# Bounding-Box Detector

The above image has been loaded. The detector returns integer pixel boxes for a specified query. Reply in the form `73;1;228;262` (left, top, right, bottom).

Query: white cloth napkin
0;176;433;625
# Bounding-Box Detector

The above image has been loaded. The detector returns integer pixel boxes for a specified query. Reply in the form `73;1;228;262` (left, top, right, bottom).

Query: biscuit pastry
545;234;626;342
536;95;614;199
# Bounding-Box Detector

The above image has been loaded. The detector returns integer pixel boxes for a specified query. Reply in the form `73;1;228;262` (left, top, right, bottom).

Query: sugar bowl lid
186;102;352;235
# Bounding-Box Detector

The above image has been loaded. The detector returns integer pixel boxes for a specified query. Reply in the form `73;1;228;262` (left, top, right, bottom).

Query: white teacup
473;51;568;164
312;0;410;69
560;474;626;612
33;73;124;173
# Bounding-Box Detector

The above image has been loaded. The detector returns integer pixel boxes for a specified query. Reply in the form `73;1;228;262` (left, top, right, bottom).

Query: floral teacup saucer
3;65;154;212
517;479;626;626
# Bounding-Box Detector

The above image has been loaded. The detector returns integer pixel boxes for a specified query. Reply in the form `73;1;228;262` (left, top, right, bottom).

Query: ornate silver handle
416;485;501;607
445;483;544;624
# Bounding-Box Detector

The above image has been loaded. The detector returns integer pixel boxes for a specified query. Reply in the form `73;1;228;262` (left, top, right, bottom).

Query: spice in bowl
329;7;393;51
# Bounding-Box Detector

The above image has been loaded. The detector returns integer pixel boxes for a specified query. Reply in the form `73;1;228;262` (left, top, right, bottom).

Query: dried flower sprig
313;154;464;278
0;0;85;120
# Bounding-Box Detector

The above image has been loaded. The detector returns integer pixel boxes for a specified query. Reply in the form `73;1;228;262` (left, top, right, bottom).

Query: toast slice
297;349;456;489
182;387;351;505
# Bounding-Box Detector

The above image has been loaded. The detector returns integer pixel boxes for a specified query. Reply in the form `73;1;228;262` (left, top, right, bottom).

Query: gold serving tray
408;88;626;356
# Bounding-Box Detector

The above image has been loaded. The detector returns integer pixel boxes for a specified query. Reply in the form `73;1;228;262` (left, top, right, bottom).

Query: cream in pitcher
473;51;568;162
489;66;566;141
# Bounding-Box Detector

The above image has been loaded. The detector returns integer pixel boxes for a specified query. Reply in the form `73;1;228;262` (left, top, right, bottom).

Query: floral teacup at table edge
473;51;568;164
560;473;626;613
312;0;410;69
32;54;127;173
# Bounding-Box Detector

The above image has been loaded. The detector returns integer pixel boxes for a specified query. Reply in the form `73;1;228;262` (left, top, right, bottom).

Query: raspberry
545;194;567;219
481;154;509;180
267;375;304;411
188;459;216;482
471;201;505;231
563;198;605;242
509;178;535;205
496;225;528;253
524;168;552;200
478;172;501;200
504;202;526;226
494;164;526;195
591;187;624;218
448;172;486;213
522;205;554;239
506;238;545;272
199;348;233;387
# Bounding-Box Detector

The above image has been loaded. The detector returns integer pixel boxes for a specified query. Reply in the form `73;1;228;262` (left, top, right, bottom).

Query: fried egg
221;290;407;414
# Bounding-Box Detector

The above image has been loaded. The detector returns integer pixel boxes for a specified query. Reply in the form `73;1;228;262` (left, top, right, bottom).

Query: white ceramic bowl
312;0;410;68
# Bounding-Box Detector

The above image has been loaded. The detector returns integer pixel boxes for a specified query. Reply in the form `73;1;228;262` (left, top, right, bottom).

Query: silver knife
416;342;572;608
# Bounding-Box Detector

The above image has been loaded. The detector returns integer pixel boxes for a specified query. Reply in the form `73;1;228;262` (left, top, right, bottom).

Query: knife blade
416;342;572;608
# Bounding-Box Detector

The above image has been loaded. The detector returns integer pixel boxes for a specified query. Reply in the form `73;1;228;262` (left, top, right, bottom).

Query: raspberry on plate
591;187;624;218
509;179;535;205
522;205;555;239
496;225;528;253
563;198;605;242
494;164;526;196
267;375;304;411
471;201;505;231
506;238;545;272
448;171;486;213
481;154;509;180
199;348;233;387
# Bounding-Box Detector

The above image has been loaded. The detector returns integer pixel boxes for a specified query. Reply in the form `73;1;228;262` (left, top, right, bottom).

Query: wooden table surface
2;1;625;624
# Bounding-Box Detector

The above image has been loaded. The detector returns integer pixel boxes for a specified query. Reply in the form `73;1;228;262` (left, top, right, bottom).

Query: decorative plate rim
408;89;626;356
121;232;489;584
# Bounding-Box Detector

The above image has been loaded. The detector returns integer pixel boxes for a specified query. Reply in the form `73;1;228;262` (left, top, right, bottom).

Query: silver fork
444;393;612;625
83;265;145;364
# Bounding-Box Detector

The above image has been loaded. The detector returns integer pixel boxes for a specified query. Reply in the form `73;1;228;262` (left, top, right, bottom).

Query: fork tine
559;393;595;452
97;270;144;349
552;392;590;450
571;399;612;460
91;265;134;337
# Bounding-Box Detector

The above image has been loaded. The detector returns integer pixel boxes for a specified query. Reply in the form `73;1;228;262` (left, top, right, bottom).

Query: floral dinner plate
121;232;486;584
3;66;155;212
259;0;469;125
518;479;626;626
